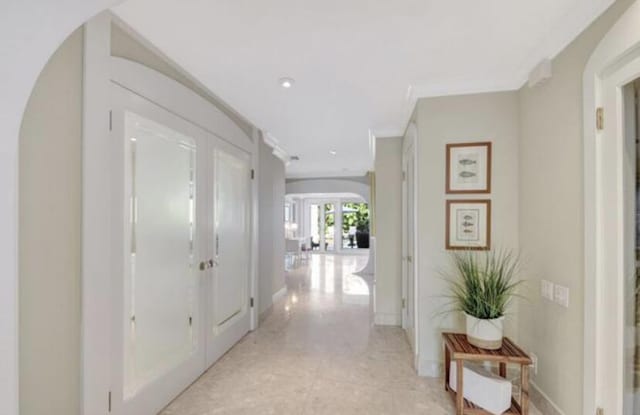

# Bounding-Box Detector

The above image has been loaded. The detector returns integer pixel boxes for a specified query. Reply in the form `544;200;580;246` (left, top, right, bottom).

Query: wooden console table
443;332;532;415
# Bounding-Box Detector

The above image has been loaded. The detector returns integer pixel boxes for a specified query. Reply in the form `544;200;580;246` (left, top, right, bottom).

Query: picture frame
446;142;492;194
446;200;491;250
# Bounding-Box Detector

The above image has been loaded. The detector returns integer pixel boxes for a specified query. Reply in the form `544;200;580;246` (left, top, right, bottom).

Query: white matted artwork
446;142;491;194
446;200;491;250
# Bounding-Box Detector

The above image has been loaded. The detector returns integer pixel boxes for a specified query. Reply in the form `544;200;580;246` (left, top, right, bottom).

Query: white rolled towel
449;362;512;415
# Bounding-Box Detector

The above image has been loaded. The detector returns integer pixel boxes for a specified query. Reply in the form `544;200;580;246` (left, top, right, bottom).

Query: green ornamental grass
444;249;522;320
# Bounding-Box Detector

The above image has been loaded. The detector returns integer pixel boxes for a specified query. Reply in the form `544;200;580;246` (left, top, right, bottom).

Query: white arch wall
0;2;120;413
285;178;370;203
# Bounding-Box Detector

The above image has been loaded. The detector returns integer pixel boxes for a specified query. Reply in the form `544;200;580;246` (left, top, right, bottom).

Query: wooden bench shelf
443;332;533;415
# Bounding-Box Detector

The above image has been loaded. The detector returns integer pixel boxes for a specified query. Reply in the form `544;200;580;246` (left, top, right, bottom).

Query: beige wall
407;0;635;411
413;91;520;375
19;27;83;415
517;1;634;413
374;138;403;325
258;138;286;316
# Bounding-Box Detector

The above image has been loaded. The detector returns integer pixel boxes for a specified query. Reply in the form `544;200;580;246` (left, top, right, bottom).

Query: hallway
159;254;537;415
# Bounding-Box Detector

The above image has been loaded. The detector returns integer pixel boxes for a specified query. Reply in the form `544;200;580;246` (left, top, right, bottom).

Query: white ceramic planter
465;314;504;350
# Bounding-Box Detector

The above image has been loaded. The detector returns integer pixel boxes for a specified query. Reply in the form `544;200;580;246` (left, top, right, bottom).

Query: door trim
401;123;419;356
82;14;113;415
583;2;640;413
110;57;253;154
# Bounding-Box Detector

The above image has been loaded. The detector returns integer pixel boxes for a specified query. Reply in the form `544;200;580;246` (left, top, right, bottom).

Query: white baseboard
258;304;273;324
416;355;442;377
374;312;401;326
272;286;287;304
530;381;566;415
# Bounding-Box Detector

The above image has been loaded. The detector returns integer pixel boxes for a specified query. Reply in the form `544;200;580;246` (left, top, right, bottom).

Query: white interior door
402;140;416;351
206;141;252;366
110;82;253;415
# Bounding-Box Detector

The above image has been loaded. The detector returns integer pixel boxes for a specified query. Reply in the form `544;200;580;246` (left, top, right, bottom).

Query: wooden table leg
521;364;530;415
445;346;451;391
499;362;506;378
456;360;464;415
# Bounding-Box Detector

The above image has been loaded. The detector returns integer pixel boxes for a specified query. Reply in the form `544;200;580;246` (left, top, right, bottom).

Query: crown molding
261;131;290;165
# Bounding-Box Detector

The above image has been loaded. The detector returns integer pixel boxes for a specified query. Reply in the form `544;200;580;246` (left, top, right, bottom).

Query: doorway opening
285;193;370;256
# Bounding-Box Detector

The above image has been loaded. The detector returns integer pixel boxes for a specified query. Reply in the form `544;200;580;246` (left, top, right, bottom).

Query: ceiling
113;0;614;178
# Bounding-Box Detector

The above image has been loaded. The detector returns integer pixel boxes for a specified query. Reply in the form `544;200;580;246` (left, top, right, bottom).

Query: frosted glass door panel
123;112;197;398
212;149;250;329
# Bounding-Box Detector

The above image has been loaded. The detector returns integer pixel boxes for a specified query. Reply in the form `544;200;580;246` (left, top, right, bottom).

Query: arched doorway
2;3;122;414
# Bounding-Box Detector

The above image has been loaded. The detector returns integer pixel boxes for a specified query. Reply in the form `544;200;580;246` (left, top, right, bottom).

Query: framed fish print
446;142;492;194
446;200;491;250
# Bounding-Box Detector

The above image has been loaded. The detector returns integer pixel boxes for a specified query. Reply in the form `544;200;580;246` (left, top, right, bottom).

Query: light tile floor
161;254;542;415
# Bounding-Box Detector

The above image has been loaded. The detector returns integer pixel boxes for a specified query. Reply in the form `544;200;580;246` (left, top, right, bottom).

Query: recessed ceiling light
329;150;337;156
279;77;295;88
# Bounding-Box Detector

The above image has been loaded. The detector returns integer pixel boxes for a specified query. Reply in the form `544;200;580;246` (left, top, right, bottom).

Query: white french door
109;82;251;415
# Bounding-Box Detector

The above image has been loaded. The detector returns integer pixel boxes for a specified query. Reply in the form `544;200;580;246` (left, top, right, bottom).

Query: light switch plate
541;280;554;301
554;285;569;308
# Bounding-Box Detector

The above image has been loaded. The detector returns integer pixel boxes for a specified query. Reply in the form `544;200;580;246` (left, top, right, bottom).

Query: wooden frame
446;142;492;194
446;200;491;250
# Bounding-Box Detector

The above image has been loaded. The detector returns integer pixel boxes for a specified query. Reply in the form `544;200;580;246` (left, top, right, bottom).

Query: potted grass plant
444;249;521;350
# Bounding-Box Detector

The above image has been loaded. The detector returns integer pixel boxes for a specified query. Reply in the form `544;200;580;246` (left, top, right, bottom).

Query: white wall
374;138;403;325
517;1;634;413
413;91;520;376
258;137;286;316
19;27;84;415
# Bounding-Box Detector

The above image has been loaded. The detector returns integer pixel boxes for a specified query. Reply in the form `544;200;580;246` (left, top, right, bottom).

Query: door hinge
109;110;112;132
596;408;603;415
402;171;406;181
250;297;254;308
108;390;112;412
189;316;192;326
251;169;255;180
596;107;604;131
402;298;406;308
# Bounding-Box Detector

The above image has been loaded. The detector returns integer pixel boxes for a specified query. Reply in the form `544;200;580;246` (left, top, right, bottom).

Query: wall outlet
554;284;570;308
529;352;538;375
541;280;554;301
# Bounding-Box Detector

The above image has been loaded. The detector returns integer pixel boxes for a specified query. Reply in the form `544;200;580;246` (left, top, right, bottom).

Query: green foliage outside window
342;203;369;232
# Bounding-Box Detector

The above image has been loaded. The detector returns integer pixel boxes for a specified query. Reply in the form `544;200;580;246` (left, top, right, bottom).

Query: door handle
199;259;216;271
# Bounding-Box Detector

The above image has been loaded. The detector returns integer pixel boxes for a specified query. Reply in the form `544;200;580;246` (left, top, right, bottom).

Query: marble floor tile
160;253;543;415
